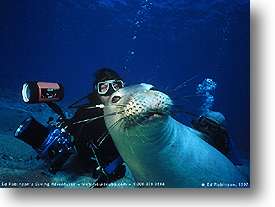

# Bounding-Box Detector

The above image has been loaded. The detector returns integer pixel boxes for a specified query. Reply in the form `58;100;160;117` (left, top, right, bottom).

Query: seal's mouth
145;111;165;120
121;109;169;129
139;111;168;125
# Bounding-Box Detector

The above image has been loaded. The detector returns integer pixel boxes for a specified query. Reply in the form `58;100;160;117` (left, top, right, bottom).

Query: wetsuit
69;93;125;185
191;116;241;165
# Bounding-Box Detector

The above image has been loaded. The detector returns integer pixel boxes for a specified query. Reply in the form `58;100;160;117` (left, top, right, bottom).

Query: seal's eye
112;96;121;103
150;87;158;91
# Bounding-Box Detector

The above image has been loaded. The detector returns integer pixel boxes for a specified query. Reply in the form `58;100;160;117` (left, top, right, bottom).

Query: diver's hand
57;116;73;130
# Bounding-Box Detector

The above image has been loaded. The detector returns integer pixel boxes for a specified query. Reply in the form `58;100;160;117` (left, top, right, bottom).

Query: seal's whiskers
131;118;151;143
160;74;200;95
129;145;135;155
125;126;130;139
72;110;125;125
171;75;200;92
96;118;124;146
84;104;125;110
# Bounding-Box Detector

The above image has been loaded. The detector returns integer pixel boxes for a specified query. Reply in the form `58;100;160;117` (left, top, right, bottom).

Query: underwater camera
15;81;76;173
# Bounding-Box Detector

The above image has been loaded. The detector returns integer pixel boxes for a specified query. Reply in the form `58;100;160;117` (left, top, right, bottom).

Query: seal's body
104;84;246;187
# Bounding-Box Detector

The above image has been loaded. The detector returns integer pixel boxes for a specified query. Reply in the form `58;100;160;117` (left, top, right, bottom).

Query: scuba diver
67;68;126;187
14;68;126;187
191;110;241;165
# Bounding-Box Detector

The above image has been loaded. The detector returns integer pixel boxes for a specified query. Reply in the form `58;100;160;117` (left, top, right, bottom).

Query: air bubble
196;78;217;113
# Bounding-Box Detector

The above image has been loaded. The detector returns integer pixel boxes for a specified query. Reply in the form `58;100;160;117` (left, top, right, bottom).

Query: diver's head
93;68;124;105
192;110;227;137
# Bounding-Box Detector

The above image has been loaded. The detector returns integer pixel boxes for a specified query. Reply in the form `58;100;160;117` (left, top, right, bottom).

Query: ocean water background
0;0;249;159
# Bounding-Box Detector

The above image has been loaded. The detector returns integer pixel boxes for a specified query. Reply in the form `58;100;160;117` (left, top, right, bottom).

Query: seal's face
104;83;173;131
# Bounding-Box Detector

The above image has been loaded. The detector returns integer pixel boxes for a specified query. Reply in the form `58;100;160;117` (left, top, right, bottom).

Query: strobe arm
46;102;66;120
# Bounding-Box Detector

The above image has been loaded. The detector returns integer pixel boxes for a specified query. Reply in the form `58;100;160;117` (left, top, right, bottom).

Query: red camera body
22;81;64;104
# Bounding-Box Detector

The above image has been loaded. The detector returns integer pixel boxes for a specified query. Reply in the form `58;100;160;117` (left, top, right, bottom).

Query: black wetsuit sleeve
67;108;87;138
66;90;123;167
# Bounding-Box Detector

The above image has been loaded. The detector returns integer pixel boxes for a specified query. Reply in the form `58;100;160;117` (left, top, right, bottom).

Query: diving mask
96;79;124;96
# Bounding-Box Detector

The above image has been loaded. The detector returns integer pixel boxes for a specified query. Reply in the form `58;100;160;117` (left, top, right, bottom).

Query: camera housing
15;116;76;173
14;81;75;173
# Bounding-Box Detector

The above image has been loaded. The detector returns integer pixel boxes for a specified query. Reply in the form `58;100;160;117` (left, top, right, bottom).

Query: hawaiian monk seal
103;83;247;187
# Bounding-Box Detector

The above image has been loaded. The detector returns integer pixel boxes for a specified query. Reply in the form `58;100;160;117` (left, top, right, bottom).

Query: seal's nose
112;96;121;103
149;86;158;91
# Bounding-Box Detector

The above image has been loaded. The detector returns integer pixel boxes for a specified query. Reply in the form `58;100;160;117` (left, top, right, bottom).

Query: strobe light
22;81;64;104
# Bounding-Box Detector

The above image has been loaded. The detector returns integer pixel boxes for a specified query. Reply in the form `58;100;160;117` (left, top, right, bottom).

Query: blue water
0;0;250;158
